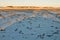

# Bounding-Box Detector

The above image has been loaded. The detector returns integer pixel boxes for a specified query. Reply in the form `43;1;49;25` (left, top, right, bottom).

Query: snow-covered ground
0;10;60;40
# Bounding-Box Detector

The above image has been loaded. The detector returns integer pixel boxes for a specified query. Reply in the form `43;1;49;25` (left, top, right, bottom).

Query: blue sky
0;0;60;7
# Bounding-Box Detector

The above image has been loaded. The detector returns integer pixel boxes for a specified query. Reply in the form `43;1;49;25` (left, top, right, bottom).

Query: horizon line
0;6;60;8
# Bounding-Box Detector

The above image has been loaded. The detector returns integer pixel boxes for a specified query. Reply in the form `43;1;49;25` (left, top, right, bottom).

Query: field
0;7;60;40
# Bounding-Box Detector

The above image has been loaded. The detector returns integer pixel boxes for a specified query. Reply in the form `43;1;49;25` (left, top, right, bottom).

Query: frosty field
0;9;60;40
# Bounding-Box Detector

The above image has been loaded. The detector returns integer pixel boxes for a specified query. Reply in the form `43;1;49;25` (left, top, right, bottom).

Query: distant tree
7;6;13;8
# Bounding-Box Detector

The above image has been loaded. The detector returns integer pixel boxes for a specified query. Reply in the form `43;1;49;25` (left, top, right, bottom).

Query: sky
0;0;60;7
